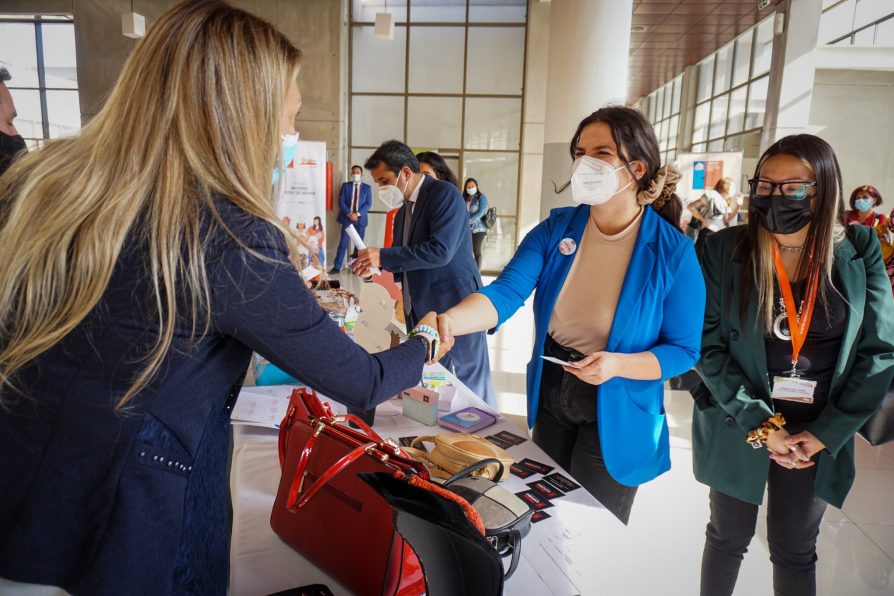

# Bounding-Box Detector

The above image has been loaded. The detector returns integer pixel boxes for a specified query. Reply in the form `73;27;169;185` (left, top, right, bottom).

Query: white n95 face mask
378;169;408;210
570;156;631;205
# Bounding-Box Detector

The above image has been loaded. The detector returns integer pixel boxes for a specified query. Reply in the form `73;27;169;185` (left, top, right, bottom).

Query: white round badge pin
558;238;577;256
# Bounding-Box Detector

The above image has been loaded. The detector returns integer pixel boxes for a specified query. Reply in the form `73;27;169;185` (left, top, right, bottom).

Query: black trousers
701;461;827;596
531;336;638;524
472;231;486;270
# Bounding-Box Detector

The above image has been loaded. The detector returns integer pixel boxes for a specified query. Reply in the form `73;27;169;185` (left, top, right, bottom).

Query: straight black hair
738;134;845;326
462;177;482;202
364;140;420;175
416;151;458;188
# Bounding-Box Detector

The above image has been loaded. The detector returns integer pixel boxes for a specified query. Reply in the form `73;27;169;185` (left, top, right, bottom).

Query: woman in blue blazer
437;107;705;523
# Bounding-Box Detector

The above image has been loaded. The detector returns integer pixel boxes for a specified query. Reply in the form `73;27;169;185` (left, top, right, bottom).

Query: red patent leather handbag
271;388;430;596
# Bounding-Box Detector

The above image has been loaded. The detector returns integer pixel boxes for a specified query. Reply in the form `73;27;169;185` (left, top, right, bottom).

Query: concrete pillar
516;0;550;238
760;0;823;151
538;0;633;219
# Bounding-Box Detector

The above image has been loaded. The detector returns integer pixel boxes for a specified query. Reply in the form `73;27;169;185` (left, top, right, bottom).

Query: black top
766;272;848;423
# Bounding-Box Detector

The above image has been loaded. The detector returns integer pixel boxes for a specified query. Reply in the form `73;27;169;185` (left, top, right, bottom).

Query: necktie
402;201;414;319
352;184;359;213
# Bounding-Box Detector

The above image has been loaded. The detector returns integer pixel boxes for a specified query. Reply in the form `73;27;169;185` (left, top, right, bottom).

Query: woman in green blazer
691;134;894;596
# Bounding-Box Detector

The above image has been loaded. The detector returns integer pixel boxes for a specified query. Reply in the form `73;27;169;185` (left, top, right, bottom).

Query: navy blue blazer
337;181;372;227
380;176;482;323
0;200;426;594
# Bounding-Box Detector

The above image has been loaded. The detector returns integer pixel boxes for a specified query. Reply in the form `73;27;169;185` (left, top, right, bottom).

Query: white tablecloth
228;365;629;595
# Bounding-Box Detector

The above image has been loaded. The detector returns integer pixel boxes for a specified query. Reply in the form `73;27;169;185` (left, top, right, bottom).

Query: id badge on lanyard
771;242;819;403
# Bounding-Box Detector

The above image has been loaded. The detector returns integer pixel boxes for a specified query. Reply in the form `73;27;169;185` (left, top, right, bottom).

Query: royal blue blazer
477;204;705;486
337;181;372;227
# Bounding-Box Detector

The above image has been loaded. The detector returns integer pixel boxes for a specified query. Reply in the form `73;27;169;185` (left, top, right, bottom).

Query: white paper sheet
345;224;381;275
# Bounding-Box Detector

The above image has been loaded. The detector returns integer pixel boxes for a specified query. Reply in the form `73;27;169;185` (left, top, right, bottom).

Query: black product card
515;490;554;510
531;510;552;524
492;430;527;446
544;472;581;493
527;479;564;500
485;434;514;450
398;436;418;448
509;463;535;479
519;457;555;475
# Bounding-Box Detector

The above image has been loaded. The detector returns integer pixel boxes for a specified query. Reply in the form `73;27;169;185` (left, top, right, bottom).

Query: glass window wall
350;1;526;272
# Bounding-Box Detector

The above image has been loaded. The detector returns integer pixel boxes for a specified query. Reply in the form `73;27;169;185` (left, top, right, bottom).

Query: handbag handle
409;435;435;450
287;431;378;510
286;413;402;510
442;458;505;487
278;388;389;468
504;528;523;580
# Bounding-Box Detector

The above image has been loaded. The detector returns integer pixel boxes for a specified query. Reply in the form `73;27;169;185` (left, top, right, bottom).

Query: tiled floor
483;281;894;596
333;270;894;594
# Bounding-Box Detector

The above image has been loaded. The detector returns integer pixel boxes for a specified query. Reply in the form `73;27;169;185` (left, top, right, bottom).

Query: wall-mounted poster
693;160;706;190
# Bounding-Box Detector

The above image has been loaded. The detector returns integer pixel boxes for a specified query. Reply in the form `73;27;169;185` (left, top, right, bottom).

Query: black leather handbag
441;458;534;580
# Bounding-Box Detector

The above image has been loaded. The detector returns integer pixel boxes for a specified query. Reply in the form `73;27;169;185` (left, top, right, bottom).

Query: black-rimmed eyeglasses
748;178;817;201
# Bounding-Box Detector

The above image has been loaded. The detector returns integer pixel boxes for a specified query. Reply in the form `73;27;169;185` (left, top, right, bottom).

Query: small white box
122;12;145;39
436;384;456;412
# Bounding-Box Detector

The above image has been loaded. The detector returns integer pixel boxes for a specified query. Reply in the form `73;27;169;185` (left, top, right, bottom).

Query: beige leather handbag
405;434;514;482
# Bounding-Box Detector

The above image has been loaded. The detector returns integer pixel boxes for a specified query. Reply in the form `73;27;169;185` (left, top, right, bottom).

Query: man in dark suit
330;164;372;273
352;140;495;406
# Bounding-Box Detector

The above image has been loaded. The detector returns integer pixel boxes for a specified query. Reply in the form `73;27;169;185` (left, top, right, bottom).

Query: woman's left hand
563;352;621;386
784;431;826;459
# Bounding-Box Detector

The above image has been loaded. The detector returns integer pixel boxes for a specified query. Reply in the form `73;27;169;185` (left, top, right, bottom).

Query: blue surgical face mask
854;198;874;212
272;132;300;186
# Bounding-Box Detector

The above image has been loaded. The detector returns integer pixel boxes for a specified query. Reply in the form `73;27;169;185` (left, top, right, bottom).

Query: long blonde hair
0;0;302;409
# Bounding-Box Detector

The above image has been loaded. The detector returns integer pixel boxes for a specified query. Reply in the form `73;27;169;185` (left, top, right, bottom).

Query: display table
228;365;629;595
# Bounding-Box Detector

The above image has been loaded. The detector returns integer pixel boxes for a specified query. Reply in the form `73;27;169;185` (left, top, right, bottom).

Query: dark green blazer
691;224;894;508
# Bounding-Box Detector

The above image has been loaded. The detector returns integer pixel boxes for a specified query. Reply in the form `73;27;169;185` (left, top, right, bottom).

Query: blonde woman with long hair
0;1;440;593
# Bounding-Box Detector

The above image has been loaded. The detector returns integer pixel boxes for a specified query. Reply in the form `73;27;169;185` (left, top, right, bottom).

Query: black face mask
0;132;27;177
750;195;812;234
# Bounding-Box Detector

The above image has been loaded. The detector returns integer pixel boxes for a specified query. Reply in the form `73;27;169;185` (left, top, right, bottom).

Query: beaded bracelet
409;324;440;361
746;413;786;449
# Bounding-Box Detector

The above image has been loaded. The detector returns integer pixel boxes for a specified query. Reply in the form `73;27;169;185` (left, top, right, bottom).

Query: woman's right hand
766;429;813;469
417;311;453;363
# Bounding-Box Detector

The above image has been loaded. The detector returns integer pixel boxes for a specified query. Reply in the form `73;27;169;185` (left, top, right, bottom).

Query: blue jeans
333;223;365;269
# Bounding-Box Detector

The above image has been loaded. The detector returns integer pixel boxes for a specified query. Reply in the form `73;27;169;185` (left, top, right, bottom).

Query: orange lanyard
771;242;819;376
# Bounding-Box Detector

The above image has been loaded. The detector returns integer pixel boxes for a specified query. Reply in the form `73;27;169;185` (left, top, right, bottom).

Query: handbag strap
409;435;435;450
504;529;523;580
442;458;505;487
395;470;485;535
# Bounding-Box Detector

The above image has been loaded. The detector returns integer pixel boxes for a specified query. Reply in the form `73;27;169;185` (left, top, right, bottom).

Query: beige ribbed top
548;208;643;354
